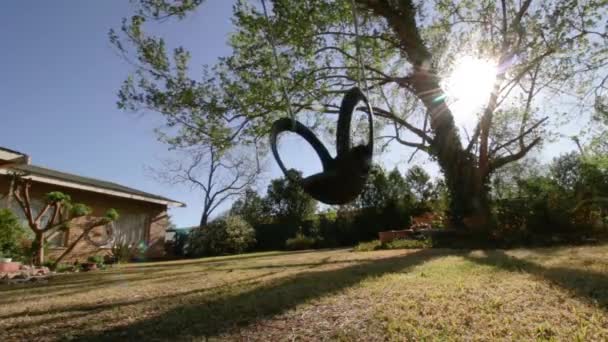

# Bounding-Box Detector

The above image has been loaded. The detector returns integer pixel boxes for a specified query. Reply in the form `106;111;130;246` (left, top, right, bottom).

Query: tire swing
84;221;114;247
264;0;375;205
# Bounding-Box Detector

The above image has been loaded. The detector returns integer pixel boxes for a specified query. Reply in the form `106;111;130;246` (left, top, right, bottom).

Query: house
0;147;185;262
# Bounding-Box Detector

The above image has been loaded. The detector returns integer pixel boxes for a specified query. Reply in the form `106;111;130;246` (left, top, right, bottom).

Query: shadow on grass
0;267;219;305
464;250;608;309
71;249;447;341
1;271;278;325
128;249;335;270
0;257;360;306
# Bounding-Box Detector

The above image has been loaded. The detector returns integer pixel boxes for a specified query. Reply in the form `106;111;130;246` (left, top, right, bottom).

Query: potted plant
0;251;12;263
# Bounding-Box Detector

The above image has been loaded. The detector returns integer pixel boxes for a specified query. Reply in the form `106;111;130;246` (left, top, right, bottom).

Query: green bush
69;203;92;217
42;259;56;269
87;255;105;266
285;234;316;250
0;209;26;259
352;240;382;252
165;229;189;257
105;208;120;221
187;215;256;257
54;263;77;273
353;238;432;252
384;238;432;249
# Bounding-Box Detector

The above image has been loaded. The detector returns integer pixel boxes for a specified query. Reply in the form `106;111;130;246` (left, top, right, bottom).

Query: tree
154;146;258;227
551;152;608;208
0;209;26;259
357;165;411;209
113;0;607;230
356;165;390;208
266;170;317;223
230;188;269;226
386;168;410;204
11;176;118;266
405;166;433;204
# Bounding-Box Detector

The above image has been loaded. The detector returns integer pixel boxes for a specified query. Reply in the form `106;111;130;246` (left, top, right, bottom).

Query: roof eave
0;168;186;208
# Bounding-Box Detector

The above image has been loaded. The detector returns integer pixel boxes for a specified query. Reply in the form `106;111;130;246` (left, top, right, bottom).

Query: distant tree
357;166;412;209
154;146;258;227
356;165;390;209
405;166;433;202
429;179;450;215
491;157;543;200
229;188;269;226
11;176;118;266
386;168;410;203
551;152;584;193
266;170;317;223
551;152;608;204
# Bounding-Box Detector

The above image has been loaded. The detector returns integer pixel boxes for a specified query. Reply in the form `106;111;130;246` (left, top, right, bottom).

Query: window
110;212;149;247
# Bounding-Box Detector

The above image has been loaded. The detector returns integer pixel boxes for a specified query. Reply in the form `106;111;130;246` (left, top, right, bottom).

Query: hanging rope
267;0;376;205
349;0;370;98
261;0;295;128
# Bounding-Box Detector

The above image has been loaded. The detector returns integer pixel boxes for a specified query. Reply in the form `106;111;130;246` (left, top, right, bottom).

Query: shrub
384;238;432;249
188;215;256;257
0;209;26;259
353;238;432;252
69;203;92;217
352;240;382;252
285;234;316;250
87;255;105;267
42;259;57;269
105;208;120;221
165;229;189;257
55;263;77;273
110;242;136;263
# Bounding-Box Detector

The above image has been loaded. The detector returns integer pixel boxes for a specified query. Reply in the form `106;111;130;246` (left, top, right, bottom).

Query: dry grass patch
1;246;607;341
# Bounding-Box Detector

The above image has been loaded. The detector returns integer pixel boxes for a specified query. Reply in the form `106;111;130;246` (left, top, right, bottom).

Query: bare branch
34;203;51;226
153;145;259;227
489;137;542;173
512;0;533;29
359;105;433;144
490;117;548;156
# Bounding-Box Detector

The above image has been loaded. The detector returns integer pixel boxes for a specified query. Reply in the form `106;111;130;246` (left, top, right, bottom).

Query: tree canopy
113;0;608;229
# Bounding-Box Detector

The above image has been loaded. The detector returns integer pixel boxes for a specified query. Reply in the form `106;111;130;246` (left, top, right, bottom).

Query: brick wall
0;176;168;263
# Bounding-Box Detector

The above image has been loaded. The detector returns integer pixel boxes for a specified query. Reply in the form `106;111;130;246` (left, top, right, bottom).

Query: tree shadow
0;267;220;304
70;249;448;341
464;250;608;309
130;249;336;270
1;271;277;323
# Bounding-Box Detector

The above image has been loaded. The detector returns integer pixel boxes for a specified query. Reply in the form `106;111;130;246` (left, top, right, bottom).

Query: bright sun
443;56;498;121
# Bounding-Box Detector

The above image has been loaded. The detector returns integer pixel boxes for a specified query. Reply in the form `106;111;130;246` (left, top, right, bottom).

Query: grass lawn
1;245;608;341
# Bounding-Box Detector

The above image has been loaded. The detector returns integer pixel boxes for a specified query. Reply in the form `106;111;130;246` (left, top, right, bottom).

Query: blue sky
0;1;236;227
0;0;338;227
0;1;578;227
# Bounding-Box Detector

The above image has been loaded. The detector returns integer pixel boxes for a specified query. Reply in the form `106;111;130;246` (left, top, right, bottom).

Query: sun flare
443;56;498;121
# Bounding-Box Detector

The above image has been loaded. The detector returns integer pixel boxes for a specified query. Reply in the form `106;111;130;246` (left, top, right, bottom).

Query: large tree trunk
411;70;491;231
441;156;491;231
367;1;490;231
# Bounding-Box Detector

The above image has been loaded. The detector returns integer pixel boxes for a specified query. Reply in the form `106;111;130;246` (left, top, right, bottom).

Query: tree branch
489;137;542;173
361;105;433;144
490;117;548;156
